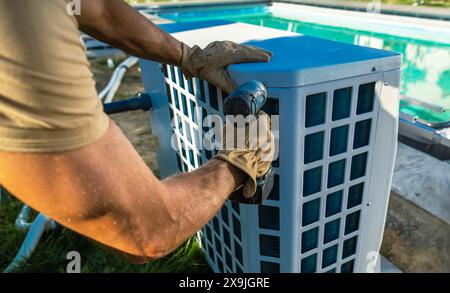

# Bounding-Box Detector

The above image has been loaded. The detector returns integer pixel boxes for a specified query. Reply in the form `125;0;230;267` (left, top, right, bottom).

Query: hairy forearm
155;158;244;255
77;0;182;65
97;157;244;261
98;157;244;261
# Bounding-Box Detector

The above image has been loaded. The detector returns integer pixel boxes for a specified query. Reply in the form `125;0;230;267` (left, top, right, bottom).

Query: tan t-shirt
0;0;109;152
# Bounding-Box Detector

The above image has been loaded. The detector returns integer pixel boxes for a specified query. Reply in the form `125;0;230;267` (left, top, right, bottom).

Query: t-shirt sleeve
0;0;109;153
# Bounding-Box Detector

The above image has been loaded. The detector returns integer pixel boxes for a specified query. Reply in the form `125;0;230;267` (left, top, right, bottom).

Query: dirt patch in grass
91;57;158;171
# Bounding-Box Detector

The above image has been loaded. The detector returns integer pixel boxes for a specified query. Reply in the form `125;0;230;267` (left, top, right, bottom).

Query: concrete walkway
392;143;450;225
277;0;450;20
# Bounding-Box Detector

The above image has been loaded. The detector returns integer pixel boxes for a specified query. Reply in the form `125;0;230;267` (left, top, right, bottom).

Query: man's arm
76;0;183;65
0;120;244;262
76;0;271;93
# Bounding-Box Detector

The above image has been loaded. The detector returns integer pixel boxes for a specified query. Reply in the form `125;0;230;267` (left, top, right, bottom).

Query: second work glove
215;111;275;198
180;41;272;93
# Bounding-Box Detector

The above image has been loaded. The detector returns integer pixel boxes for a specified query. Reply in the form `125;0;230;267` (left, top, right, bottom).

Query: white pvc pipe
4;213;57;273
15;205;32;231
99;56;139;103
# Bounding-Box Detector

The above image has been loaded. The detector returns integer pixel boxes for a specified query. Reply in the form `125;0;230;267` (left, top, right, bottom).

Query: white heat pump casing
139;21;401;273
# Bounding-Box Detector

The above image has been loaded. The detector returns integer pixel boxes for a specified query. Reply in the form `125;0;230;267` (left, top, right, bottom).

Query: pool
154;3;450;126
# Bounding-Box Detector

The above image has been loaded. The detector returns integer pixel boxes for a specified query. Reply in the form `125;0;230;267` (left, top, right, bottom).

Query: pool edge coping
136;0;450;21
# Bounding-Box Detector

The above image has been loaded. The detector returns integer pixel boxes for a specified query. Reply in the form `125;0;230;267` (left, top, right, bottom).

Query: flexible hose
15;205;33;231
99;56;139;103
4;213;57;273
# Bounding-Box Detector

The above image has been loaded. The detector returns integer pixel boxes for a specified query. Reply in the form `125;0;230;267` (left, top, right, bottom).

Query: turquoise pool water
159;7;450;124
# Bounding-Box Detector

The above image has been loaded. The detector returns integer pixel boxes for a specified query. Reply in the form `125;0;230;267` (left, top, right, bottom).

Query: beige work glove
214;111;275;198
180;41;272;93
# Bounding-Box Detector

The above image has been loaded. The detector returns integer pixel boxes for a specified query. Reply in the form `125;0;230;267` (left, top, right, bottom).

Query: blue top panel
237;35;400;72
160;20;401;87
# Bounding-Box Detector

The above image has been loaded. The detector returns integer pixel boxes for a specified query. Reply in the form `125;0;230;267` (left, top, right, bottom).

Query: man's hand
215;111;275;197
181;41;272;93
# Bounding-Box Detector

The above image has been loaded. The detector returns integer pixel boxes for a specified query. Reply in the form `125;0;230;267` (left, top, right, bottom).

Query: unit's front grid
163;64;249;273
162;63;381;273
296;74;381;273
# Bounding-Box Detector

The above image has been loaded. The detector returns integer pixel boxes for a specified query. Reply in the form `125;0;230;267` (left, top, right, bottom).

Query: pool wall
279;0;450;21
270;3;450;45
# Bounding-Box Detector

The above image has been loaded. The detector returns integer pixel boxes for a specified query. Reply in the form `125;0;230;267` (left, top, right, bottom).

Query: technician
0;0;273;262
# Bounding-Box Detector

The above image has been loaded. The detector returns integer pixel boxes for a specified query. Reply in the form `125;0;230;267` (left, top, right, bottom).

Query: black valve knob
223;80;267;117
223;81;274;205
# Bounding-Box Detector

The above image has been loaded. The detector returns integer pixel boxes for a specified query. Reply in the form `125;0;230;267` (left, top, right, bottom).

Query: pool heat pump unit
140;20;401;273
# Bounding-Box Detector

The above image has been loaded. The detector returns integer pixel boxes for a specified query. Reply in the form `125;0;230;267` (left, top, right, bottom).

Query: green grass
0;191;210;273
